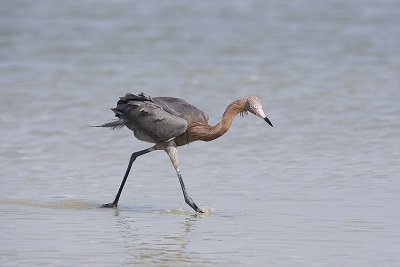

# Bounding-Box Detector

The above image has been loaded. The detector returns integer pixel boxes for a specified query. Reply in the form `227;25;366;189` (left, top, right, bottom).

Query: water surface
1;1;400;266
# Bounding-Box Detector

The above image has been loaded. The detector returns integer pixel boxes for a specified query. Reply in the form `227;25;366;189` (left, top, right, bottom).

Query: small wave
2;199;98;210
158;207;214;216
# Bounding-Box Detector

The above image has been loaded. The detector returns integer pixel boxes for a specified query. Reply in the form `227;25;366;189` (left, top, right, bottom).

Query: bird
96;92;273;213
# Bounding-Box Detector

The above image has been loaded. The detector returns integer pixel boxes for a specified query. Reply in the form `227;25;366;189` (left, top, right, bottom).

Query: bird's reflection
112;208;211;265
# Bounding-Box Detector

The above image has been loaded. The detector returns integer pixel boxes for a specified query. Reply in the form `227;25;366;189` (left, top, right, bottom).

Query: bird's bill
254;108;273;127
264;116;273;127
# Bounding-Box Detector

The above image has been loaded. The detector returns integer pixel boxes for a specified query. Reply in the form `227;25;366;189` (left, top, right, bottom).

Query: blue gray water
1;1;400;266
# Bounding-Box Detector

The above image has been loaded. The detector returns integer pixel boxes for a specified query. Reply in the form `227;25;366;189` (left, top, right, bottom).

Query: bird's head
245;96;273;127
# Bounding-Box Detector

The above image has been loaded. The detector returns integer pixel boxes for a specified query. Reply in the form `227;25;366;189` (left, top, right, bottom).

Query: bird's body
110;93;208;146
98;93;273;212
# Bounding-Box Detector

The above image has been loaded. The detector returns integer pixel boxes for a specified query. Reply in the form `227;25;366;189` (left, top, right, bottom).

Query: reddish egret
97;93;273;212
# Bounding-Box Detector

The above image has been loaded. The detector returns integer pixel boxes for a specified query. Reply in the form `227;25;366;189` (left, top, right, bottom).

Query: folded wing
113;93;188;143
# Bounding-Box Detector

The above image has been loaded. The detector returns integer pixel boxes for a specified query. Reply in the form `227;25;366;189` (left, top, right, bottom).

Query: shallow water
1;0;400;266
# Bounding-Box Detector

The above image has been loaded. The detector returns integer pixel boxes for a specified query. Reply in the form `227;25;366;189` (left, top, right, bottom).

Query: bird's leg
102;146;156;208
165;146;204;213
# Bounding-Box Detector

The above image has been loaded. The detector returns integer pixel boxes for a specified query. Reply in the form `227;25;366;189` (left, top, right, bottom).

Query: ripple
158;207;214;216
2;199;99;211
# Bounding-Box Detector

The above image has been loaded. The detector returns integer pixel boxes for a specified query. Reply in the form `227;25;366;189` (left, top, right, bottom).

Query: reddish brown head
244;96;273;127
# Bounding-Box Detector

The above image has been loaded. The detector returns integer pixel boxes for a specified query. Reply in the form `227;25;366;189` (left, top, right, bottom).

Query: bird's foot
192;202;204;213
101;202;117;208
185;196;204;213
196;208;205;214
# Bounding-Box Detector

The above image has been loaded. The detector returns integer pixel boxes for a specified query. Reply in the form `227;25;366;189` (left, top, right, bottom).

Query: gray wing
152;97;209;125
114;93;188;143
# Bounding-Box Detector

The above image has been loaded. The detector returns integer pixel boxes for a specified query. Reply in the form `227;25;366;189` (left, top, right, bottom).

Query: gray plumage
98;93;208;144
152;96;209;125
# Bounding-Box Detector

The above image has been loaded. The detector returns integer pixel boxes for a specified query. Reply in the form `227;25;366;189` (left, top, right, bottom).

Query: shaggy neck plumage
188;98;246;142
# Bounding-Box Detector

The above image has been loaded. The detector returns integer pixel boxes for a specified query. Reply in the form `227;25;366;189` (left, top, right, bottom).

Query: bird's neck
188;98;247;142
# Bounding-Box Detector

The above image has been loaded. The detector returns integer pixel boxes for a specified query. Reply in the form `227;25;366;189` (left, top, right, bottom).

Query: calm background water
1;1;400;266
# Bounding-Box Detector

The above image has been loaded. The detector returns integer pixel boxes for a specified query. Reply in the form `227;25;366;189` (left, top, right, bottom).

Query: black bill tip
264;116;273;127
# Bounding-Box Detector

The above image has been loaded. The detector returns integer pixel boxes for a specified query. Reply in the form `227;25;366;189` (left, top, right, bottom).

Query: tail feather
91;120;125;129
93;93;151;130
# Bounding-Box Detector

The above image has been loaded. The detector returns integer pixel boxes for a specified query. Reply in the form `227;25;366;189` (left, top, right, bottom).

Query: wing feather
153;97;209;124
115;93;188;143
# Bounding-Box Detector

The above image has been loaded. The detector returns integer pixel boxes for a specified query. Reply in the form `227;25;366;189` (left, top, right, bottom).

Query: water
1;0;400;266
